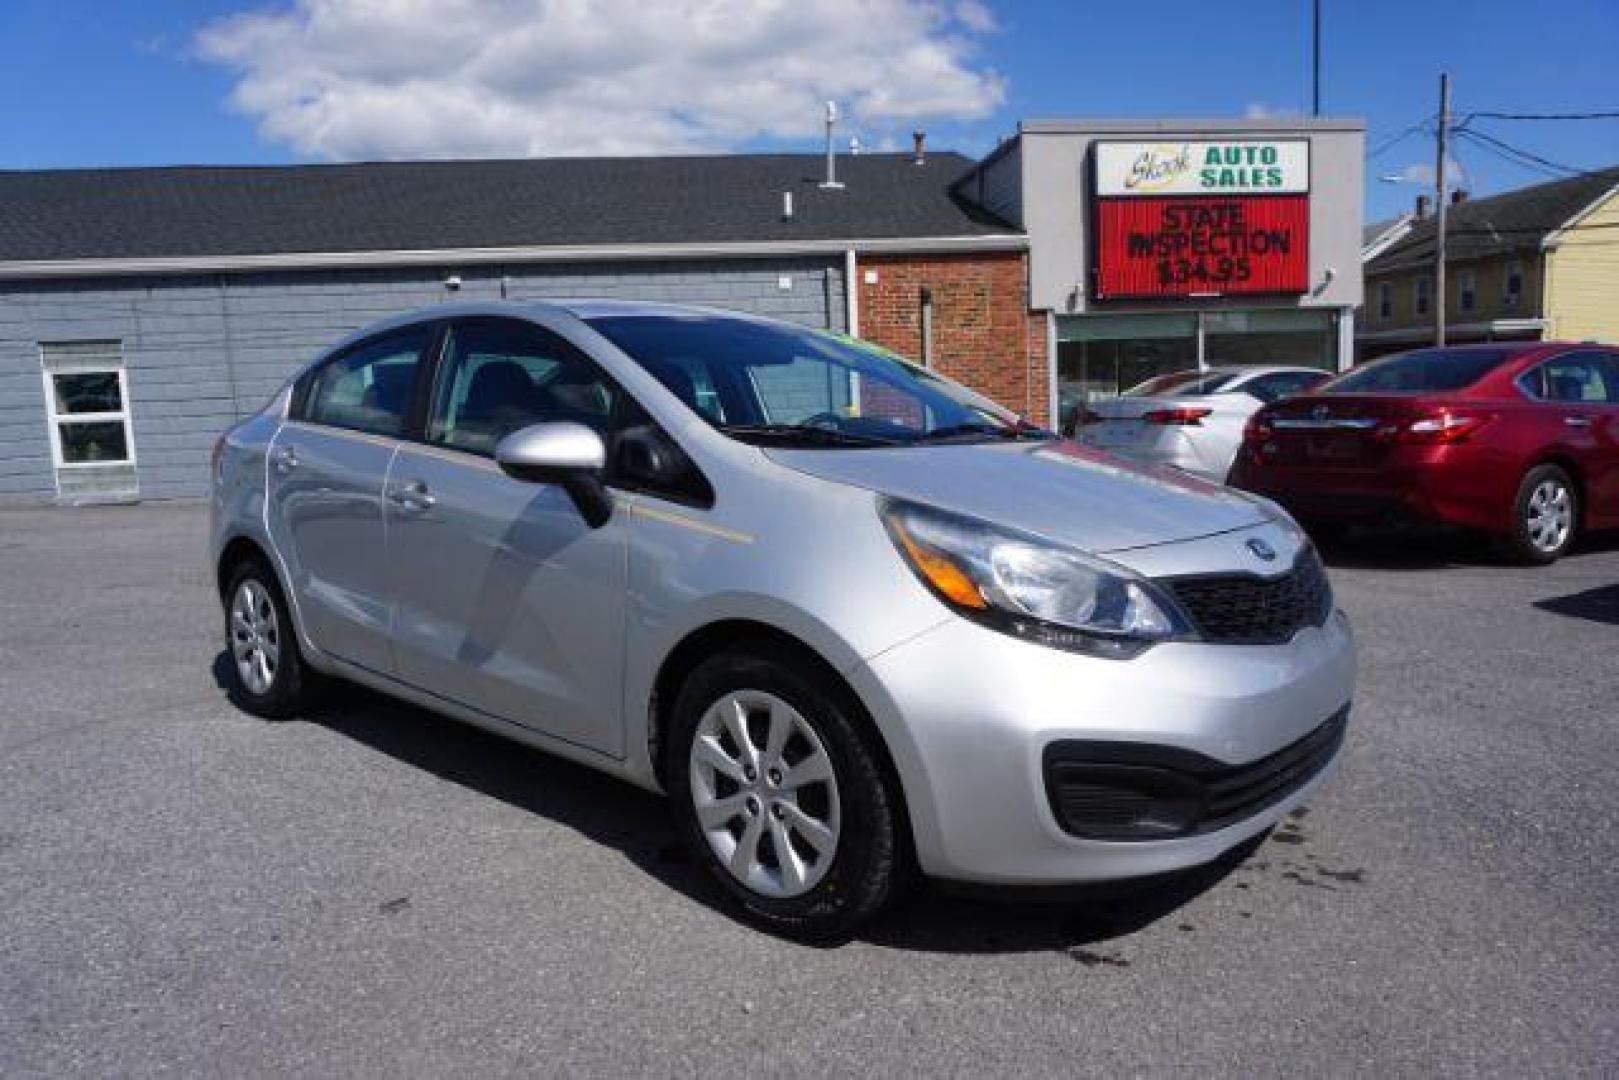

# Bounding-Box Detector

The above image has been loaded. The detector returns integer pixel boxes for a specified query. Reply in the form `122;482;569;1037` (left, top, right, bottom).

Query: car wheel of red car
1500;464;1579;565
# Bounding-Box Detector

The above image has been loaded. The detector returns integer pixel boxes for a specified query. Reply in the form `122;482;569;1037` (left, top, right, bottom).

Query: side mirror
494;422;613;528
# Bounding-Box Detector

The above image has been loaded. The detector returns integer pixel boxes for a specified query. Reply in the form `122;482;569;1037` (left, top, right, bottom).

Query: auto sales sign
1092;140;1310;299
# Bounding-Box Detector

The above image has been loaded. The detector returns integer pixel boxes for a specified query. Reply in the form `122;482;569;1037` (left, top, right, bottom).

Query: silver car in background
1073;366;1329;481
211;301;1355;939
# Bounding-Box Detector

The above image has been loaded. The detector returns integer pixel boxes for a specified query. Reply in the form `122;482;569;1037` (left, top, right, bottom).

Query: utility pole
1434;72;1451;346
1311;0;1322;116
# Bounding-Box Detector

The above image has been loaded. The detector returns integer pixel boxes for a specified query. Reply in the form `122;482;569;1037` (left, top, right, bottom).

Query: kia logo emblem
1311;404;1330;421
1247;538;1278;561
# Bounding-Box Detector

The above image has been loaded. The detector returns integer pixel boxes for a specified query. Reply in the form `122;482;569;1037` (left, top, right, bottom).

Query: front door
265;325;432;674
1538;350;1619;528
385;317;630;756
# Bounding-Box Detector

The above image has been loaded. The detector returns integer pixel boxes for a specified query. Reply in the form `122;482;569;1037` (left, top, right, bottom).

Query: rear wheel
666;648;902;941
223;558;314;719
1498;464;1578;564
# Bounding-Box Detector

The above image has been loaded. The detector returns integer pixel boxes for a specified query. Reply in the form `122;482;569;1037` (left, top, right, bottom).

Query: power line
1454;129;1577;180
1454;127;1586;177
1367;115;1435;160
1465;110;1619;121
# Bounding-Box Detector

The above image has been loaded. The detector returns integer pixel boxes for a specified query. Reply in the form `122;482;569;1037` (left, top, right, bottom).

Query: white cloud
195;0;1006;160
1244;102;1301;121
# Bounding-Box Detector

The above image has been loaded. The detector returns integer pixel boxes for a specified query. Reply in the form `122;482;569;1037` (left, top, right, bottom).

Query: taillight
1244;412;1274;442
1398;410;1490;444
1142;407;1213;426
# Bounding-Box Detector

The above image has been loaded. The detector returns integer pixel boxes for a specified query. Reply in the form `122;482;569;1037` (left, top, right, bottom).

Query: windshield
587;314;1049;447
1322;348;1519;394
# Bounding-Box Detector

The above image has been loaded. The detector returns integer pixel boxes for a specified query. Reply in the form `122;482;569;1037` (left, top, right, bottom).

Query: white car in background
1071;366;1329;481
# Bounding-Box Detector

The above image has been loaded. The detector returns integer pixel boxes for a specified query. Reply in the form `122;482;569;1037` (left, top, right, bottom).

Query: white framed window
40;341;138;499
1504;260;1524;309
1414;276;1432;317
1376;281;1392;322
1458;269;1477;314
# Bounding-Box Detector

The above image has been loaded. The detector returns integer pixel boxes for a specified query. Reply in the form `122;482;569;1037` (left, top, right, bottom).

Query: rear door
384;316;631;756
266;324;435;674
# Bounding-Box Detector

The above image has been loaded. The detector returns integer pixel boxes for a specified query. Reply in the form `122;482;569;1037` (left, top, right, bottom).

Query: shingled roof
0;152;1017;266
1367;165;1619;274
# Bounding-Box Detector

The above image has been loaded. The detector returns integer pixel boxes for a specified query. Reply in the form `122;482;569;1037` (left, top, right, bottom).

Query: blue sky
1;0;1615;221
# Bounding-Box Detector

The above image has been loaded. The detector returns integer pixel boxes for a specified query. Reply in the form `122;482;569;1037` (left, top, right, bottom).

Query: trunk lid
1255;394;1419;468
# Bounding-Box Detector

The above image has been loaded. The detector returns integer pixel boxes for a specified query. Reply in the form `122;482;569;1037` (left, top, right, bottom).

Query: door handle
272;445;299;473
1564;415;1593;428
388;479;436;512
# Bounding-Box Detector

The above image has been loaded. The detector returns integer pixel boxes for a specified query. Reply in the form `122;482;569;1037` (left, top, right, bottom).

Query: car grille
1167;547;1333;645
1043;708;1349;841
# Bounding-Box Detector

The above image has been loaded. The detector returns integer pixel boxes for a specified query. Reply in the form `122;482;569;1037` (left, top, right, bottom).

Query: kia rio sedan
211;301;1355;939
1231;343;1619;563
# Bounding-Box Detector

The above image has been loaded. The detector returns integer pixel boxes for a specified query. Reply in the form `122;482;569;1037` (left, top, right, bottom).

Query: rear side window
302;328;430;437
1324;348;1518;394
1522;351;1618;404
1242;371;1327;403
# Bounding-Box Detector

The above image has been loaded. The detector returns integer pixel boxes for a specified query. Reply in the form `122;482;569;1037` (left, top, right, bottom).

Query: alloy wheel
688;690;841;899
1525;478;1573;554
230;579;280;696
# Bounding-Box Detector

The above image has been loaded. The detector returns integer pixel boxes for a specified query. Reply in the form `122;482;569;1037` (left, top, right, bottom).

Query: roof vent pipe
913;130;927;165
782;190;794;220
1415;194;1432;220
820;101;844;190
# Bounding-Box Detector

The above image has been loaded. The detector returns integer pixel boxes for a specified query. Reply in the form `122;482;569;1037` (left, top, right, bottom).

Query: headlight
880;499;1188;658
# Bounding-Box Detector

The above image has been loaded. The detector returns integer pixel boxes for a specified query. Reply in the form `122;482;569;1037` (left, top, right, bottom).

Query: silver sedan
211;301;1355;940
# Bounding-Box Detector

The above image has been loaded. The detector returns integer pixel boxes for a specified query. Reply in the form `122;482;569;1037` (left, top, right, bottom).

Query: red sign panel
1094;195;1309;299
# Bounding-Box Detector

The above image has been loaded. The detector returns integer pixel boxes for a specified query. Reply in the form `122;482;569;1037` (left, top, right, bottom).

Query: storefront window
1203;309;1335;368
1056;314;1197;431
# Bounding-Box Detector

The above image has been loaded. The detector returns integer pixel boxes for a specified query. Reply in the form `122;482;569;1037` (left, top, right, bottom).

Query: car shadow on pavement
1315;527;1619;571
1533;583;1619;626
211;652;1262;954
862;835;1260;955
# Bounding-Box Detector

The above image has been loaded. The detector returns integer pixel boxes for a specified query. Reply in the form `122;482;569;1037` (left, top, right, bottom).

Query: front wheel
1498;464;1578;564
666;648;903;941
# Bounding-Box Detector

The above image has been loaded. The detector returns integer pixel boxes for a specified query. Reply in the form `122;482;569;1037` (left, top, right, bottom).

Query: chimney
781;190;794;221
819;101;844;190
1451;188;1468;205
1415;194;1432;220
912;129;927;165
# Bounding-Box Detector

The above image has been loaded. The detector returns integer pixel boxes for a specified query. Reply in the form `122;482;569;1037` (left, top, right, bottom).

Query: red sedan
1229;343;1619;563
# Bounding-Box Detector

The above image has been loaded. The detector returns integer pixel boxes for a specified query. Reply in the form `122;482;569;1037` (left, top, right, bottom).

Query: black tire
666;646;903;942
1496;464;1579;565
222;557;314;719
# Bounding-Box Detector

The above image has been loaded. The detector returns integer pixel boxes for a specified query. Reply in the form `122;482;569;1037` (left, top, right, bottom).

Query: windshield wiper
914;421;1052;444
716;423;902;447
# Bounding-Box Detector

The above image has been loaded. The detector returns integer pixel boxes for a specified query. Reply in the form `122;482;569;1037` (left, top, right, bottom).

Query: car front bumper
847;605;1355;885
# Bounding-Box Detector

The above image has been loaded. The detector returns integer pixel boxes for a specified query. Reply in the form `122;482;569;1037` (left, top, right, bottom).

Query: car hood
765;440;1271;554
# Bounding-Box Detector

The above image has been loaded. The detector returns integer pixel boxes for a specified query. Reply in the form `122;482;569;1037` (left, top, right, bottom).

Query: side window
429;320;620;455
1599;357;1619;405
1244;372;1321;403
303;328;429;437
1536;352;1613;403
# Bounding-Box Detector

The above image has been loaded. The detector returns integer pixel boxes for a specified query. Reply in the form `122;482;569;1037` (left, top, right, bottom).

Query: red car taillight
1398;410;1491;444
1142;407;1213;426
1244;412;1274;443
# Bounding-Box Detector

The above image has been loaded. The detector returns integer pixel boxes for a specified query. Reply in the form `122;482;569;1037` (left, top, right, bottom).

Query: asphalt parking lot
2;504;1616;1076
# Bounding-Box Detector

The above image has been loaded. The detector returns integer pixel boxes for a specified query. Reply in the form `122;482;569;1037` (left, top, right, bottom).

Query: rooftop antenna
820;101;844;189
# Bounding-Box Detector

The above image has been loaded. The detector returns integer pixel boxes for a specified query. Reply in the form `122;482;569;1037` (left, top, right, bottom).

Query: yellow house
1358;166;1619;359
